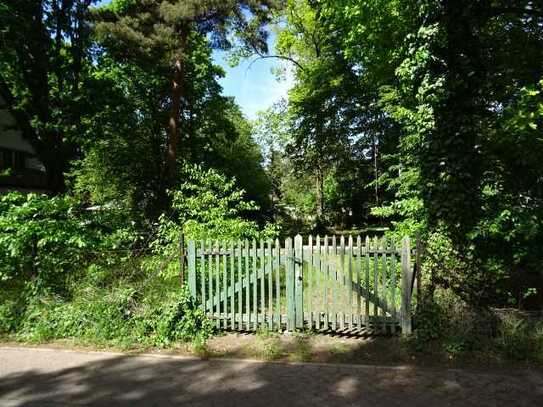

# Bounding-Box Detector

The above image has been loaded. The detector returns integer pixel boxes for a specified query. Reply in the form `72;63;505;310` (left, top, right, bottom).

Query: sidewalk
1;346;541;406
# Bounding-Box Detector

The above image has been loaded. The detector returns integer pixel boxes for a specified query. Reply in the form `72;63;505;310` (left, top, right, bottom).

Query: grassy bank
0;262;213;350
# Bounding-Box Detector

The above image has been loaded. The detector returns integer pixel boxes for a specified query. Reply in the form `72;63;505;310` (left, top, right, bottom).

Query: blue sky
213;50;293;120
95;0;293;120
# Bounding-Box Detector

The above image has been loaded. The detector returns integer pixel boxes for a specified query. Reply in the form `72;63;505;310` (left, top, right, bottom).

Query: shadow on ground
205;330;543;370
1;347;543;406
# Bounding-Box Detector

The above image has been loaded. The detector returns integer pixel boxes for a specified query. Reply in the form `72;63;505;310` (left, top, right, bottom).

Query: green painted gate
186;235;415;334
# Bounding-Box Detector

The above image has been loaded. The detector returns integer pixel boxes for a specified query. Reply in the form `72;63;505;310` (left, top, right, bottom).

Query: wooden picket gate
186;235;415;335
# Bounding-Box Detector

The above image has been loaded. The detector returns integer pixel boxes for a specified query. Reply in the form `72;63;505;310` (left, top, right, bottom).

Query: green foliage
134;164;278;283
0;190;212;346
0;0;97;191
0;163;273;348
94;0;278;65
71;44;272;223
412;298;443;349
497;314;532;361
0;299;18;335
148;287;213;346
269;0;399;231
1;282;212;348
0;192;134;286
155;164;277;246
317;0;543;308
412;288;543;362
253;102;321;233
200;101;272;212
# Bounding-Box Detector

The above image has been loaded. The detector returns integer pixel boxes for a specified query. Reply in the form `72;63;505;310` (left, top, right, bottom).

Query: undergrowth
0;264;214;350
412;289;543;364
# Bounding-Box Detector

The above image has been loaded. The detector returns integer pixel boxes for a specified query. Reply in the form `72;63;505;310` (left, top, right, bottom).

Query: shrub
147;286;213;346
413;288;543;363
0;300;19;335
495;312;543;362
0;168;273;349
0;192;135;289
4;282;212;348
159;163;278;242
145;163;278;280
413;297;444;349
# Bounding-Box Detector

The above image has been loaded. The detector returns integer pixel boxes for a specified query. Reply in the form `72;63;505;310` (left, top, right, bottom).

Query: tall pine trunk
315;164;325;233
165;30;188;180
315;166;324;218
373;134;379;206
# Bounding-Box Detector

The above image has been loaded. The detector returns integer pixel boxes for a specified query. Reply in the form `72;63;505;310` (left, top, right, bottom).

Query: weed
290;333;312;362
191;336;211;359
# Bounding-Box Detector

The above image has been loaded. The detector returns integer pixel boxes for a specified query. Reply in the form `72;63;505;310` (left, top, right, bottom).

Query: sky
95;0;293;120
213;50;293;120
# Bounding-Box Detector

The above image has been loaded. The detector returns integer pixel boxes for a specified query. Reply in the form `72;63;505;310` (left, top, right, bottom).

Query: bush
0;300;19;335
495;312;543;362
0;192;135;289
145;163;278;280
412;297;444;349
144;286;213;346
159;163;278;242
413;288;543;363
3;282;213;348
437;293;497;354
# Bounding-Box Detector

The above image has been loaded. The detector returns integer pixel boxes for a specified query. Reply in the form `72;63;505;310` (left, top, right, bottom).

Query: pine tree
93;0;280;180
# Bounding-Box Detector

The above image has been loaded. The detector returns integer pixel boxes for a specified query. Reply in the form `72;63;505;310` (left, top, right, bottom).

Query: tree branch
247;53;305;71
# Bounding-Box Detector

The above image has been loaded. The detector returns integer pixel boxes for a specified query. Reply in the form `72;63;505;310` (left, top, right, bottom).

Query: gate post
294;234;304;329
187;240;197;299
400;236;413;334
285;237;295;331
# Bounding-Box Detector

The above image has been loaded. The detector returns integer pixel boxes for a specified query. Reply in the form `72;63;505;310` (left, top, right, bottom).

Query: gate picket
346;236;354;329
381;238;387;333
259;239;265;330
323;235;329;329
372;237;379;327
330;236;335;330
274;239;281;331
356;236;362;327
214;241;219;328
294;234;304;329
267;239;273;330
315;235;321;330
244;240;250;329
390;240;397;334
339;235;345;330
308;235;313;329
237;241;242;330
286;237;295;331
230;241;235;330
252;240;257;330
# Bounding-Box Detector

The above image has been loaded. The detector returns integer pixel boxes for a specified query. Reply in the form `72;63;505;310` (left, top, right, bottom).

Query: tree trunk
165;31;188;180
43;151;66;193
315;165;324;218
373;135;379;206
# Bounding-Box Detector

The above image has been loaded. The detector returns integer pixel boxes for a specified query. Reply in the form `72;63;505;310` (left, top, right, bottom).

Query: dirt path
1;346;542;406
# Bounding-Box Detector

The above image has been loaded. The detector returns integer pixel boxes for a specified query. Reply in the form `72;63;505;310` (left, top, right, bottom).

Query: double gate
186;235;415;334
